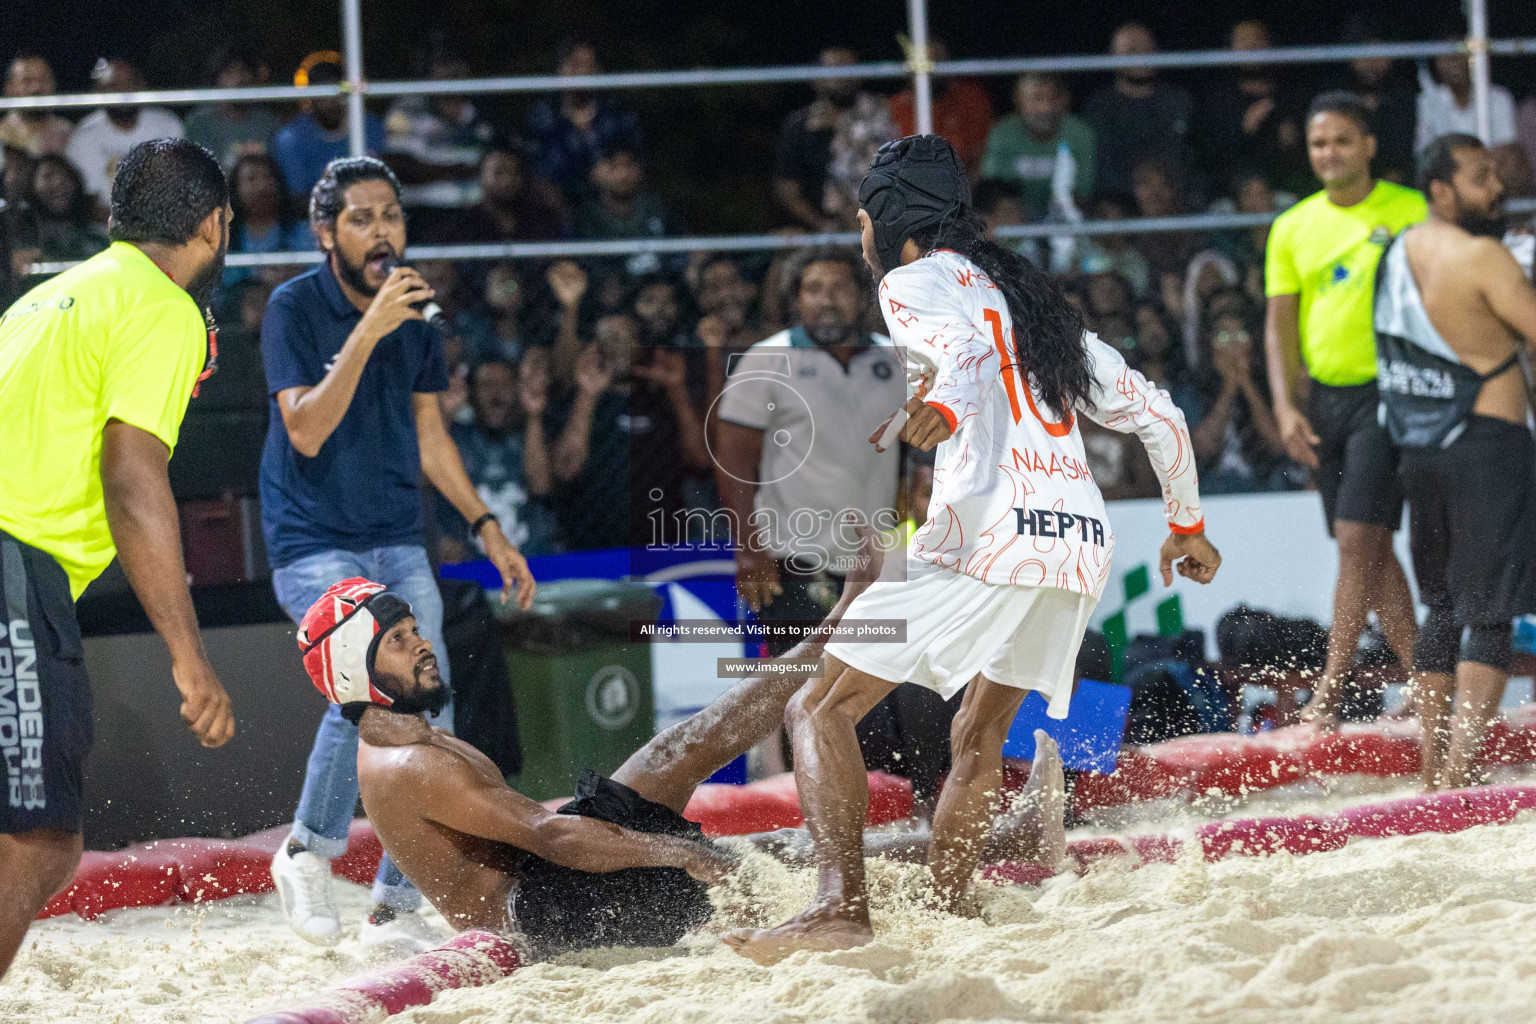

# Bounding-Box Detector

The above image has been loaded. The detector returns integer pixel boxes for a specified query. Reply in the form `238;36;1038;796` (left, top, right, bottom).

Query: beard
379;655;448;717
185;239;228;310
333;246;383;297
1455;198;1506;238
803;317;858;346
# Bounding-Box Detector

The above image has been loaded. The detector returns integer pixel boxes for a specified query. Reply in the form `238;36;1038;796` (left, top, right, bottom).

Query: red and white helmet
297;577;413;709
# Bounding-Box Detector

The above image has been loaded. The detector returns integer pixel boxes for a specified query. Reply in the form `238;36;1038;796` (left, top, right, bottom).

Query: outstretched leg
743;730;1066;869
722;658;898;963
613;659;818;815
928;676;1029;908
615;520;888;814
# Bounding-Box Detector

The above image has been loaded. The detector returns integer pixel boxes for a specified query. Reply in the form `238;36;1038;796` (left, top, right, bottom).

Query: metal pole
1469;0;1492;143
341;0;367;157
907;0;934;134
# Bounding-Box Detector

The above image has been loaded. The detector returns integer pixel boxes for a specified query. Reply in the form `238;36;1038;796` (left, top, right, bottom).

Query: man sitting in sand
292;525;1069;957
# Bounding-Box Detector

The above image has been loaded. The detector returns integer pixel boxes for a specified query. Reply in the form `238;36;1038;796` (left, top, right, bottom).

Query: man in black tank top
1376;133;1536;790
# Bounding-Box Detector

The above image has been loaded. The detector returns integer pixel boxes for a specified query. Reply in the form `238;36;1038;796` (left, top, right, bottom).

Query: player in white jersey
726;135;1222;963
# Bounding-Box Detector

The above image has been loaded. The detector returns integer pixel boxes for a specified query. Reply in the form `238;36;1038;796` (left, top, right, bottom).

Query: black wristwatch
471;512;499;538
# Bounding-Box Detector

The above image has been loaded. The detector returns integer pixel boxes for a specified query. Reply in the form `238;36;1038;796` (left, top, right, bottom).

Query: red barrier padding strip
243;929;523;1024
1069;707;1536;817
36;774;911;922
984;784;1536;886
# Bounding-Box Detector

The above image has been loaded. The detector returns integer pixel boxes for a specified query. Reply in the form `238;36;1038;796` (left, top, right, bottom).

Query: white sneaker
270;845;342;947
359;908;448;955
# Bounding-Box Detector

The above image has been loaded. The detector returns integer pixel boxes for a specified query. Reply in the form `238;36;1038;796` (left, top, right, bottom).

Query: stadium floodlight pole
341;0;367;158
907;0;934;135
1468;0;1493;143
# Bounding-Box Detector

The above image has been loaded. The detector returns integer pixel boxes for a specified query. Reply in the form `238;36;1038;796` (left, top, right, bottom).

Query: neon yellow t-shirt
1265;181;1427;387
0;242;206;597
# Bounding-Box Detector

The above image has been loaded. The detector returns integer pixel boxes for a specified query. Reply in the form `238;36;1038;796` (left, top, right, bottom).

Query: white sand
9;794;1536;1024
0;879;449;1024
399;817;1536;1024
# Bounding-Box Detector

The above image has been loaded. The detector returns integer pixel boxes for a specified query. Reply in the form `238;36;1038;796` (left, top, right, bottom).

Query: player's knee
1462;622;1512;672
949;709;1007;758
1334;521;1386;567
786;683;842;733
1414;600;1459;675
10;835;82;904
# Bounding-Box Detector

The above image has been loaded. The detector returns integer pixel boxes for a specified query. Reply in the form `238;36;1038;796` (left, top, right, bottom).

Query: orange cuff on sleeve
925;401;958;432
1169;518;1206;536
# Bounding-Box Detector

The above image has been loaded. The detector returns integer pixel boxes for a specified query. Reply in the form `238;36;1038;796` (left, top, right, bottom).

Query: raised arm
1077;334;1220;586
274;268;433;457
1078;334;1202;530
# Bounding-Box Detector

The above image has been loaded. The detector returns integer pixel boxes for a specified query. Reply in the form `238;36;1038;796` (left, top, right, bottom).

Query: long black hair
915;212;1095;415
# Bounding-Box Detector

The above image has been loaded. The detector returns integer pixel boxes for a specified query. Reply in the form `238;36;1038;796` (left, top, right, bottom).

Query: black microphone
378;256;445;326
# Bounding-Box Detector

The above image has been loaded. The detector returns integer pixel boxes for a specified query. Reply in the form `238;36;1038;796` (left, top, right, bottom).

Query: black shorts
1308;382;1403;533
511;770;713;955
1400;417;1536;627
0;531;94;835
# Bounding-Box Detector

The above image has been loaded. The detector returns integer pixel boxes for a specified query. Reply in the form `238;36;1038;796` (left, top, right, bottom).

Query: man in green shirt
0;139;235;979
979;73;1096;221
1263;92;1428;727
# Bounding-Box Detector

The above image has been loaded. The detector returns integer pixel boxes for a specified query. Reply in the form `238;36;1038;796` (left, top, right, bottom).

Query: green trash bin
494;579;662;800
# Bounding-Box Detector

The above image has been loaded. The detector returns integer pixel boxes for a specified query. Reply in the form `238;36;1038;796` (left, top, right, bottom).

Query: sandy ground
406;817;1536;1024
7;784;1536;1024
0;878;449;1024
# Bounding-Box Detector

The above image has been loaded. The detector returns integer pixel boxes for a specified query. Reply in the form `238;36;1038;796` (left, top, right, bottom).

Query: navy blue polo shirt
258;258;449;568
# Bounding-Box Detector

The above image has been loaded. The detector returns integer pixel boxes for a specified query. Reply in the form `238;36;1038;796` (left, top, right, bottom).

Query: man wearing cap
725;136;1219;963
292;523;1070;958
262;155;536;953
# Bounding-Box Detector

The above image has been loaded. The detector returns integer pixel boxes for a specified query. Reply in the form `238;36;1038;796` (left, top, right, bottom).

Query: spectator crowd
6;21;1536;572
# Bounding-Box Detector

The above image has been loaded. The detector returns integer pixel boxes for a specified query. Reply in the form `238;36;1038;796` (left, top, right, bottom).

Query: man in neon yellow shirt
1264;92;1427;727
0;139;235;978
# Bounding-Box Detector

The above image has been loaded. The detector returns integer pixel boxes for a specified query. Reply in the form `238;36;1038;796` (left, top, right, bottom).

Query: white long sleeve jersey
882;250;1204;600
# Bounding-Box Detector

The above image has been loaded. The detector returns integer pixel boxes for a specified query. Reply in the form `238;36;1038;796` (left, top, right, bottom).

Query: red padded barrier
982;785;1536;896
1070;748;1184;816
1306;722;1420;778
142;838;278;903
682;771;912;837
1068;714;1536;816
244;929;523;1024
63;849;181;920
1336;789;1475;839
1197;813;1348;859
330;819;385;887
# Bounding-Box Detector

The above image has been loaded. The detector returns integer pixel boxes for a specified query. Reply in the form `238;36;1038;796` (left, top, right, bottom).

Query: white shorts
823;558;1096;718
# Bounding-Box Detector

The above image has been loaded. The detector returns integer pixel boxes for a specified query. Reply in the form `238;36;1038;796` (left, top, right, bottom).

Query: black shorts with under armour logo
0;530;94;835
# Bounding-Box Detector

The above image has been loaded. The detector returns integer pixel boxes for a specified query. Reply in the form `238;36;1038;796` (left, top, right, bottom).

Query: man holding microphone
261;157;535;952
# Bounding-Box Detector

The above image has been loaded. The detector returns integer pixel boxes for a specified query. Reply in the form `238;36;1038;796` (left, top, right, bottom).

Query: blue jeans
273;544;452;911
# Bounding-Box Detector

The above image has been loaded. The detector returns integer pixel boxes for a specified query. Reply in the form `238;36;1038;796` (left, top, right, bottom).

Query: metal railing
7;0;1525;277
25;199;1536;278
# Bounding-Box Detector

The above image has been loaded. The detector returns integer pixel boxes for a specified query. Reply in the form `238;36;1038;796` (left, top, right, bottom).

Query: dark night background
8;0;1536;229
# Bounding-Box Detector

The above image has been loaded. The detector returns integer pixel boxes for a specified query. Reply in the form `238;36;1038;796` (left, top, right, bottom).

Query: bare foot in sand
989;729;1066;866
722;908;873;965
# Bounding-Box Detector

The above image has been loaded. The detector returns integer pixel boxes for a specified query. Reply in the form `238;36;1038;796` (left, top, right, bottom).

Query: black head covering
857;134;970;276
